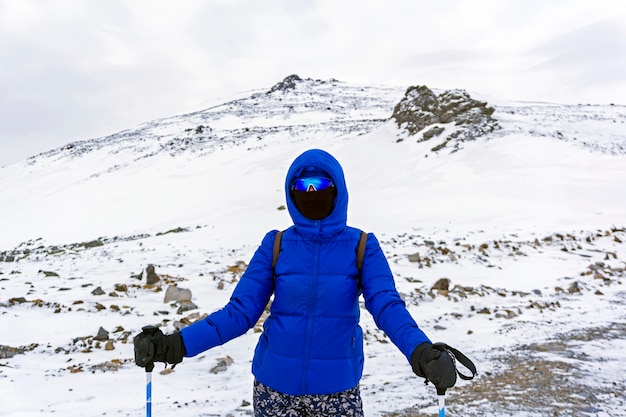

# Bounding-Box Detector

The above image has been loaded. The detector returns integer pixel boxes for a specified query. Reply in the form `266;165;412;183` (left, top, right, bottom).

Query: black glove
410;342;457;394
134;325;185;371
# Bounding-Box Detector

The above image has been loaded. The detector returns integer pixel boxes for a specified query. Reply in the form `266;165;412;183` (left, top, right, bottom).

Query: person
134;148;459;416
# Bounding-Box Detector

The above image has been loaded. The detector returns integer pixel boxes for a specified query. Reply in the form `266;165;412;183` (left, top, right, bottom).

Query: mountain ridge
0;75;625;250
9;75;626;174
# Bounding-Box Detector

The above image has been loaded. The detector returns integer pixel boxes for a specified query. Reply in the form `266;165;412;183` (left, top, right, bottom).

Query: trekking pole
146;366;153;417
431;343;477;417
140;325;158;417
437;388;446;417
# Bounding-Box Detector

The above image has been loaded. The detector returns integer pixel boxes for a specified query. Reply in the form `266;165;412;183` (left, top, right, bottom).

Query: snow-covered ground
1;79;625;416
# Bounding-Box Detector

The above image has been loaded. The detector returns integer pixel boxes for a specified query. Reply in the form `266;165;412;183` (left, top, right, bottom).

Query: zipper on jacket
301;238;320;393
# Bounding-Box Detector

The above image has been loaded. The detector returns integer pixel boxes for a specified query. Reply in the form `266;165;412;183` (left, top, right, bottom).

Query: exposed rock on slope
267;74;302;93
391;85;498;152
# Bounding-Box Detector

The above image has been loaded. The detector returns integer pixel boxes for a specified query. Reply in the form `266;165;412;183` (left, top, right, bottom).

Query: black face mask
291;187;337;220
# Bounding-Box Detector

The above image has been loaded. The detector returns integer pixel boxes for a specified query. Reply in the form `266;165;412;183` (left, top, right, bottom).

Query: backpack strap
356;231;367;272
272;230;283;272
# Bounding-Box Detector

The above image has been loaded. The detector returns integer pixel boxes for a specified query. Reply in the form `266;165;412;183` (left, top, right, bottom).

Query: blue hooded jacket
179;149;431;395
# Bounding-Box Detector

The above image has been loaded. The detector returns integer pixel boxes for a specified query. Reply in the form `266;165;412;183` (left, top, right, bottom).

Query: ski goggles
291;176;335;192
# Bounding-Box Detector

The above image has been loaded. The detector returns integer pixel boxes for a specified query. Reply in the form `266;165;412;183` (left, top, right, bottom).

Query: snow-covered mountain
1;75;625;416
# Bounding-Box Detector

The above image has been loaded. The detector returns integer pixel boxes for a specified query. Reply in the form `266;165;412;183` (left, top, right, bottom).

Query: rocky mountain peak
267;74;303;93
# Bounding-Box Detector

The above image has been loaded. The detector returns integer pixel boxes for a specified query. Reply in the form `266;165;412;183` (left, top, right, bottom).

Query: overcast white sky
1;0;626;167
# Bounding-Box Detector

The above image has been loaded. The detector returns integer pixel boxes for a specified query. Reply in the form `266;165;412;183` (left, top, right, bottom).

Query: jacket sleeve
179;231;277;357
360;233;431;360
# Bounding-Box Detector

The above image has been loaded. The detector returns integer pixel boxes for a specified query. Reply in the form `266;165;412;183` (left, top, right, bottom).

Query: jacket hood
285;149;348;239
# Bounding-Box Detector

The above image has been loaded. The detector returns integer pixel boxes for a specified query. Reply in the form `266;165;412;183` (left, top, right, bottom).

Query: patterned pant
253;380;364;417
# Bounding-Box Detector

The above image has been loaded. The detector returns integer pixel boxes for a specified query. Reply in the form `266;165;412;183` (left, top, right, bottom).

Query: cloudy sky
1;0;626;167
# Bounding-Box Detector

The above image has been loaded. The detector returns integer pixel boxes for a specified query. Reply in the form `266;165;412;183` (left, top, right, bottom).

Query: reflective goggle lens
291;176;334;192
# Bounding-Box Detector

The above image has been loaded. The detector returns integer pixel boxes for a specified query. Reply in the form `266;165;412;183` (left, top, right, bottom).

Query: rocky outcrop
391;85;498;152
143;264;160;285
267;74;302;93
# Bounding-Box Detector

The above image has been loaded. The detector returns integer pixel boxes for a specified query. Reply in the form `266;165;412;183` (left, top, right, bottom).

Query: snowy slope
1;76;625;416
